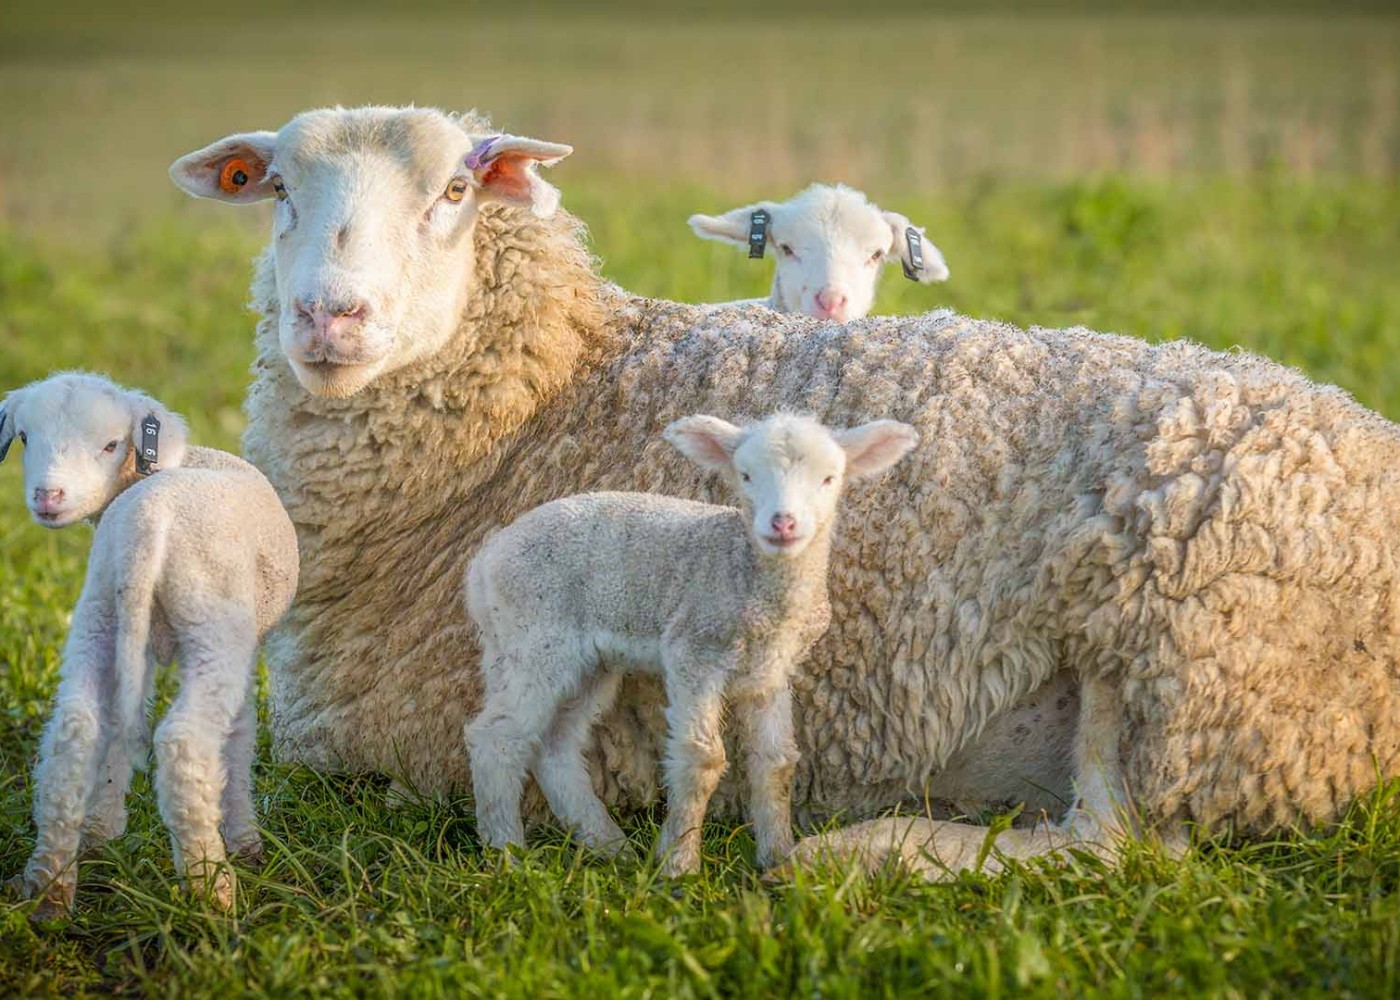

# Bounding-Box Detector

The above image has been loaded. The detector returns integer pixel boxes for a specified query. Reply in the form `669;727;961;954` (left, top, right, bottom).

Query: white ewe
466;414;917;874
688;183;949;321
1;373;299;918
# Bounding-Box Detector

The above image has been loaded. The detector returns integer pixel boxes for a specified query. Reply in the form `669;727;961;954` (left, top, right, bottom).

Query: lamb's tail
112;521;169;770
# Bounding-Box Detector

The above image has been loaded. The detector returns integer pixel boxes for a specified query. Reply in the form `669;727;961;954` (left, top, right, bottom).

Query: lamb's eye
271;176;288;202
741;472;751;483
444;178;470;203
778;244;795;258
822;475;835;486
869;249;884;264
103;440;119;454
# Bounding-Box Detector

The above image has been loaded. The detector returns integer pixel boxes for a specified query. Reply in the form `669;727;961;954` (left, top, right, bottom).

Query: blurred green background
5;3;1400;995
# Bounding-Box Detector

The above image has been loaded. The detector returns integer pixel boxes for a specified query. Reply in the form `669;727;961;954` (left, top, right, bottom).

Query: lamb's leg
17;606;115;920
80;648;156;852
533;670;630;855
466;642;574;852
219;681;262;863
741;687;800;869
154;623;256;911
656;665;729;877
783;674;1133;881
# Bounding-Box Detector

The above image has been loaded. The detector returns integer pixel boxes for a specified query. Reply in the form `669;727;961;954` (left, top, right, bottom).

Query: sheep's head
688;184;949;322
665;413;917;558
0;373;188;528
169;106;571;398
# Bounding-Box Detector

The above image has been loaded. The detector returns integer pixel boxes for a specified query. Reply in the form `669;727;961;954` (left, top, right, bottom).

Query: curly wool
244;194;1400;836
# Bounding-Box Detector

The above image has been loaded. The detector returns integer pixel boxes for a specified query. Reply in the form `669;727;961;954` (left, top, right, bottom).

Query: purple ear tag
465;135;505;171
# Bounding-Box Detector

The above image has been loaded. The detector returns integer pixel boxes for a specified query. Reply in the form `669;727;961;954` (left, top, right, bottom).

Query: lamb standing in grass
688;183;949;321
466;414;917;874
0;373;299;919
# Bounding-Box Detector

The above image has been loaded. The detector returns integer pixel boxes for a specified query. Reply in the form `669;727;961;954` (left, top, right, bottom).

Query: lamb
466;414;917;874
687;183;949;321
0;373;299;918
168;105;1400;882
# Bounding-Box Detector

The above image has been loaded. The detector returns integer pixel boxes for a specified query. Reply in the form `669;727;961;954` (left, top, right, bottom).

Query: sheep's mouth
290;357;382;398
760;534;805;552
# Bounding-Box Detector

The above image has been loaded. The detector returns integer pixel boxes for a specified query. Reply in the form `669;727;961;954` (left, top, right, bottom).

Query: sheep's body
174;105;1400;876
467;491;831;871
17;444;298;917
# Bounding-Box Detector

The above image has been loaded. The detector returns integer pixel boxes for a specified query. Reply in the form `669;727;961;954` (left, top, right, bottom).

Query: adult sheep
169;105;1400;876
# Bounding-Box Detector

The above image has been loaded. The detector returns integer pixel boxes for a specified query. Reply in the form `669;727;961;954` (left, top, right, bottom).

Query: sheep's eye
103;440;120;454
444;178;470;203
822;475;835;486
778;244;795;258
271;176;288;202
741;472;752;483
17;431;26;445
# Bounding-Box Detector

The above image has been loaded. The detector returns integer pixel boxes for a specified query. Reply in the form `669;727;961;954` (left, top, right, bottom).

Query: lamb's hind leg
533;670;630;855
219;674;262;863
784;675;1133;880
154;621;257;911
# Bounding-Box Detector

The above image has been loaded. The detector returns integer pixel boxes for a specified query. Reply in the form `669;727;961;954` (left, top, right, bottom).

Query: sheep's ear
128;396;189;474
169;131;280;204
688;204;779;249
882;212;949;283
835;420;919;480
0;395;16;464
664;415;744;472
467;133;572;219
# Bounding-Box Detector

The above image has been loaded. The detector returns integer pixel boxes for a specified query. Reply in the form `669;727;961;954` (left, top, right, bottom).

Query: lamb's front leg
656;661;729;877
741;686;799;869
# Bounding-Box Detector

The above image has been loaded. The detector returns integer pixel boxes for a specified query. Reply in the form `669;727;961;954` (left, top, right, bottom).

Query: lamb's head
688;184;949;322
0;373;188;528
169;106;571;398
665;413;917;557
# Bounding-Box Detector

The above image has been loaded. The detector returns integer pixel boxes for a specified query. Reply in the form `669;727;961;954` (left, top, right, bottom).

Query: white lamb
687;183;949;321
465;413;917;875
0;373;299;919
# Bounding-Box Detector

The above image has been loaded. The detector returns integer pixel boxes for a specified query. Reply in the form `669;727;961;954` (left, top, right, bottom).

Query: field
4;4;1400;997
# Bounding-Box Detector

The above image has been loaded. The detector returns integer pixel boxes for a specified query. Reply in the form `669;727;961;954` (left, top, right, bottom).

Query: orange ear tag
219;158;253;194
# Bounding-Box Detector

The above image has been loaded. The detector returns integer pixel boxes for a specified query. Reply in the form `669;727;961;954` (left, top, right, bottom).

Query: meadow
4;5;1400;997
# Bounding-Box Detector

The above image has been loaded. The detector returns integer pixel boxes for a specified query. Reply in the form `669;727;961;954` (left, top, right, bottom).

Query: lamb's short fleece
0;373;299;919
465;413;917;874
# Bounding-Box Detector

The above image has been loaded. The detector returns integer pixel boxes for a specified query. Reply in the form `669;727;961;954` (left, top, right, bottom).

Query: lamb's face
688;184;949;322
0;375;186;529
170;106;571;398
664;413;920;561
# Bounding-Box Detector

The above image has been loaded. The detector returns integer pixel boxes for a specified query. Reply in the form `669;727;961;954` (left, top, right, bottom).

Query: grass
2;176;1400;996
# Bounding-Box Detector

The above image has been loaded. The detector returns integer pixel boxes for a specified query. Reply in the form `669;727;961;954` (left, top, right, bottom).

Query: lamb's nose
770;513;797;539
33;488;65;512
813;288;848;320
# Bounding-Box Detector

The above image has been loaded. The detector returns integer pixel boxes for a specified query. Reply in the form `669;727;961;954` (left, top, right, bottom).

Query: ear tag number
136;414;161;476
219;158;253;194
902;226;924;281
748;209;770;259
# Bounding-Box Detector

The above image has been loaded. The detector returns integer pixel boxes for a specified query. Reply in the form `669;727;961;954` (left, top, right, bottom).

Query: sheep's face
665;413;919;559
688;184;949;322
0;374;188;528
170;107;571;398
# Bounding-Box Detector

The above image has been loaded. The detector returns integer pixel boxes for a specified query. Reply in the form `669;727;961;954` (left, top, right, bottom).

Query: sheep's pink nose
295;299;369;352
770;513;798;540
32;488;65;513
813;288;848;320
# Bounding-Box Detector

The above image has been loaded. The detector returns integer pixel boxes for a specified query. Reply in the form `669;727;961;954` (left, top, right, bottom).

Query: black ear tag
0;411;10;464
748;209;770;259
902;226;924;281
136;414;161;475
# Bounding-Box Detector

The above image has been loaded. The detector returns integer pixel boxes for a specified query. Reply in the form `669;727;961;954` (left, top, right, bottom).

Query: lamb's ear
882;212;949;283
688;203;779;249
170;131;280;204
0;393;17;464
835;420;919;480
664;415;745;472
467;133;572;218
128;395;189;474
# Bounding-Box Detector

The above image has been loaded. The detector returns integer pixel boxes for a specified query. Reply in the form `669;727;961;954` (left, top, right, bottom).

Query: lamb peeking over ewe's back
465;413;918;875
688;183;949;321
0;373;299;920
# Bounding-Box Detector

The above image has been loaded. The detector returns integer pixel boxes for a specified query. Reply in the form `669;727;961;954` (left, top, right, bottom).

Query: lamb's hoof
229;839;266;869
188;864;236;912
657;849;700;879
10;873;75;922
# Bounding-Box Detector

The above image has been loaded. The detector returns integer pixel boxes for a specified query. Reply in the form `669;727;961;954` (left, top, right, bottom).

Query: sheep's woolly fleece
244;158;1400;838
